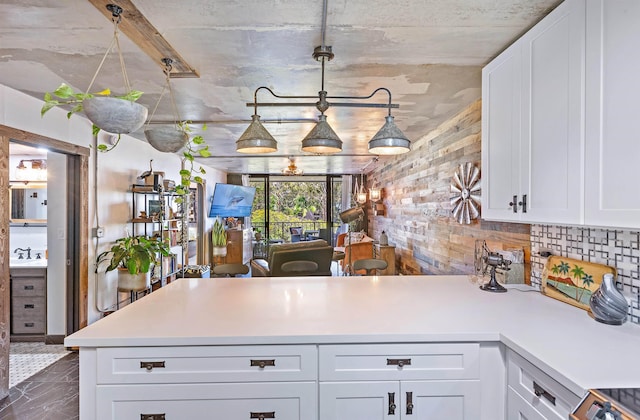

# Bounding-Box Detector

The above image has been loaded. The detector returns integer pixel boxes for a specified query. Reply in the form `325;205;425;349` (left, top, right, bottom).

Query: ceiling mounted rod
320;0;329;49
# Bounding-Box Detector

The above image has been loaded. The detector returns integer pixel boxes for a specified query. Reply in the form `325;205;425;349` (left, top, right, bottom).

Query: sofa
251;239;334;276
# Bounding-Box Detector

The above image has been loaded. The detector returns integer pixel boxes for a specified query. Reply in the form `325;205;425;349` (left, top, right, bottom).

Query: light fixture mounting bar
246;85;399;112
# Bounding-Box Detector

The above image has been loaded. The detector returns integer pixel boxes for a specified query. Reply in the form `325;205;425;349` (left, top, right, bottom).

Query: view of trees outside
250;176;343;243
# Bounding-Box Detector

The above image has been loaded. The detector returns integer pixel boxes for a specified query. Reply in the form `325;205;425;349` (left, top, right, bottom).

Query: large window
249;175;343;245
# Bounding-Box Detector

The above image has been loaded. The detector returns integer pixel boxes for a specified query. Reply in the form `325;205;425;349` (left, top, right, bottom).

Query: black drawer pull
250;359;275;369
533;381;556;405
24;304;35;309
140;361;165;371
388;392;396;415
24;322;34;327
24;285;35;290
387;358;411;368
250;412;275;419
406;391;414;415
140;415;165;420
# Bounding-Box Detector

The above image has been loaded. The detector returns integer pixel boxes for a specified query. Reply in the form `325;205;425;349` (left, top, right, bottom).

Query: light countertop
9;258;47;268
65;275;640;396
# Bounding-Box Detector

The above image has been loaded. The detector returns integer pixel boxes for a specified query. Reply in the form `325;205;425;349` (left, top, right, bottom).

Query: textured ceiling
0;0;561;174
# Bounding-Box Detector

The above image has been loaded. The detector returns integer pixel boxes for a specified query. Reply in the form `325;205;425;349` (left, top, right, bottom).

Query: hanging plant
175;120;211;198
144;58;189;153
39;4;147;151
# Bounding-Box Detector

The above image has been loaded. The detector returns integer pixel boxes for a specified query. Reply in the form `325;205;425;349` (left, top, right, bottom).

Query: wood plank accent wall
367;100;531;279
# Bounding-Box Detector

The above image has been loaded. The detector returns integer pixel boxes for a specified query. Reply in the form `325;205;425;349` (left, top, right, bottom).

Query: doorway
0;126;89;398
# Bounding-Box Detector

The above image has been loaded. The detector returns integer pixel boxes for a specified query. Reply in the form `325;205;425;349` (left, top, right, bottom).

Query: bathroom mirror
9;183;47;225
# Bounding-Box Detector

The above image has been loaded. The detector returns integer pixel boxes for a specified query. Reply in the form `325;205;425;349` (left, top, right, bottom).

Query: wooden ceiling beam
88;0;199;78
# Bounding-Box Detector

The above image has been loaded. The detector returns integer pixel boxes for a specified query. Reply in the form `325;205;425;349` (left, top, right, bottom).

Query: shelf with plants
130;184;187;286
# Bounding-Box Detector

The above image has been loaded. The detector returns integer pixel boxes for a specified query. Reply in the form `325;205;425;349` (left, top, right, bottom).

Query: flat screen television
208;183;256;218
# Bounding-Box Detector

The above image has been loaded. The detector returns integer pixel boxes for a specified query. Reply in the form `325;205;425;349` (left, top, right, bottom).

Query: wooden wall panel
367;100;531;280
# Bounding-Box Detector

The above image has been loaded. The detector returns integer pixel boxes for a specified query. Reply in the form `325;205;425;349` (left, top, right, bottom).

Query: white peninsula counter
66;275;640;420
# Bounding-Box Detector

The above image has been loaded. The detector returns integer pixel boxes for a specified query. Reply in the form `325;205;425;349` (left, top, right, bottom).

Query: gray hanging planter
144;126;189;153
83;97;148;134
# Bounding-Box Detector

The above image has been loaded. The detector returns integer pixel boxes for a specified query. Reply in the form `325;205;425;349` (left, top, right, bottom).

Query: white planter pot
117;268;151;292
212;246;227;257
144;126;189;153
83;96;148;134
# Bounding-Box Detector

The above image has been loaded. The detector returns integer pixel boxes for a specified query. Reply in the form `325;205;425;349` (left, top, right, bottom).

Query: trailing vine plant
174;121;211;201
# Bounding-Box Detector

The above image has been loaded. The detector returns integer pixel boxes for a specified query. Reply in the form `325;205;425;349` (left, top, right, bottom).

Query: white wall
1;84;226;326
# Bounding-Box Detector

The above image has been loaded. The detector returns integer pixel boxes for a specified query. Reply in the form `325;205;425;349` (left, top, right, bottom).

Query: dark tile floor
0;352;79;420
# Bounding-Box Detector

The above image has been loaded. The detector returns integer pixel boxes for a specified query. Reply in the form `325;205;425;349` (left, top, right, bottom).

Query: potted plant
97;235;172;292
211;218;228;257
41;83;147;150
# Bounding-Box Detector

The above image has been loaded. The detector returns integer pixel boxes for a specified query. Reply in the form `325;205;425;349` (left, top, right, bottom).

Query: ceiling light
282;157;303;176
242;44;409;155
301;115;342;154
368;115;411;155
236;114;278;154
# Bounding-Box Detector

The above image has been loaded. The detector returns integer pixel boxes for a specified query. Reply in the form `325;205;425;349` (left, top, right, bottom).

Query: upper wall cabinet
584;0;640;229
482;0;585;225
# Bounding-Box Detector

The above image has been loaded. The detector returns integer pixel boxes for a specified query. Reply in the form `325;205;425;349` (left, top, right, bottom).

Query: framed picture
148;199;162;221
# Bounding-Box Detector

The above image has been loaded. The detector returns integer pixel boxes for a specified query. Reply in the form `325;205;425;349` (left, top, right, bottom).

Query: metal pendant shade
301;115;343;154
339;206;364;223
368;115;411;155
236;114;278;153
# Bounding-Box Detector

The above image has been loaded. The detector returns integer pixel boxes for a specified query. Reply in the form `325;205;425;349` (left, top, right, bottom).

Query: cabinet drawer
96;382;317;420
11;277;46;297
507;349;580;420
319;343;479;381
12;305;46;334
12;296;46;319
97;345;317;384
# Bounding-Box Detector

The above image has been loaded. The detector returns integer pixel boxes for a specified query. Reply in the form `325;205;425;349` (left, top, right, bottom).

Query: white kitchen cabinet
482;0;585;225
90;345;318;420
320;380;480;420
97;382;317;420
584;0;640;229
507;349;580;420
481;40;522;222
318;343;481;420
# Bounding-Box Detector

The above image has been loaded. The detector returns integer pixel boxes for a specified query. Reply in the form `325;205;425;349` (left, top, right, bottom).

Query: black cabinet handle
388;392;397;415
509;195;518;213
519;194;527;213
406;391;414;415
24;304;35;309
140;361;165;371
250;412;275;419
140;415;165;420
250;359;275;369
387;358;411;368
533;381;556;405
24;322;34;327
24;285;35;290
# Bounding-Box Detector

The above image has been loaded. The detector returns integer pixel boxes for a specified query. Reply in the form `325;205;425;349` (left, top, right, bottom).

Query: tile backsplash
531;225;640;324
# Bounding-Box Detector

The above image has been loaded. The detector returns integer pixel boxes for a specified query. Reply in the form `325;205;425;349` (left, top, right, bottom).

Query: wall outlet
93;227;105;238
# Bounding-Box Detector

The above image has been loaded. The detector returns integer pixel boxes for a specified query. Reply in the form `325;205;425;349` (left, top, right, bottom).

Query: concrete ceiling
0;0;561;175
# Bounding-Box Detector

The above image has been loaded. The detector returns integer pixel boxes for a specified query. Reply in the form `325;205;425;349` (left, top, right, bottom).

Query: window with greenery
249;175;343;245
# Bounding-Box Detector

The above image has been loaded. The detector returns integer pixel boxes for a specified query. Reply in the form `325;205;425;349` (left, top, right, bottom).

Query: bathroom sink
10;258;47;267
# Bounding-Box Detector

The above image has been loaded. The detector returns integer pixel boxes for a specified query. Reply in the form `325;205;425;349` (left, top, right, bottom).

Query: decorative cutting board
541;256;616;311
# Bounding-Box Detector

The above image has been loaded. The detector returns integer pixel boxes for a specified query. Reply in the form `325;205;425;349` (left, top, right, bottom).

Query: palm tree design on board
570;264;586;300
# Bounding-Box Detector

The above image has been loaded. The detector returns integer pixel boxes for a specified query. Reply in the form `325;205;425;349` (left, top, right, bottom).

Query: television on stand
208;183;256;219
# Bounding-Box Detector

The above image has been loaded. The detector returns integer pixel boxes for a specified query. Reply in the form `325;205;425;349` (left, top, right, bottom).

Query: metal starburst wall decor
450;162;481;224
